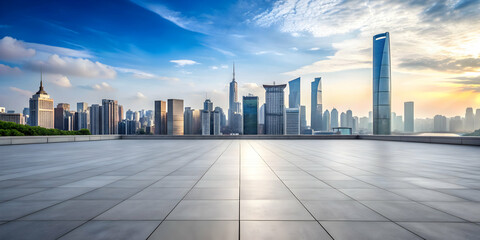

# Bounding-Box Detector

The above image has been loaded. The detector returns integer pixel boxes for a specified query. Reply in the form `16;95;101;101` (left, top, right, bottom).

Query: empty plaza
0;139;480;240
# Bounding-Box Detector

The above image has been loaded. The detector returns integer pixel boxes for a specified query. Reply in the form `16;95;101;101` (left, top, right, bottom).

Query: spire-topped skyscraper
228;62;239;129
29;73;54;128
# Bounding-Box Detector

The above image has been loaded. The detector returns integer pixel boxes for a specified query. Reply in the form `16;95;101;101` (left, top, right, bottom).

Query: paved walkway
0;140;480;239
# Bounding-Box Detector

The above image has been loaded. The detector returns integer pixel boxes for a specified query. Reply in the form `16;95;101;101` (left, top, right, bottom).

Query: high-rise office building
204;99;213;112
373;32;391;135
101;99;118;135
289;77;301;108
404;102;414;132
89;104;102;134
449;116;463;132
184;107;194;135
228;63;238;126
22;107;29;125
154;100;167;135
54;103;70;130
213;110;221;135
118;105;124;122
243;95;258;135
232;113;243;135
331;108;339;128
192;109;202;134
201;110;210;135
323;110;331;131
340;112;347;127
264;84;286;135
126;109;134;121
285;108;300;135
258;104;265;134
76;102;89;130
434;115;447;132
167;99;184;135
29;78;54;128
300;105;306;133
311;77;323;131
346;110;353;128
465;107;475;132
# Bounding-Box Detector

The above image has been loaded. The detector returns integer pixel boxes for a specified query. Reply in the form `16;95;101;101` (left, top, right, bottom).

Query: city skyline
1;0;480;119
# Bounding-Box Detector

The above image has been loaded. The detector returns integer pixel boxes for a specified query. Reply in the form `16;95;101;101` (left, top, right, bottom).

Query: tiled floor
0;139;480;240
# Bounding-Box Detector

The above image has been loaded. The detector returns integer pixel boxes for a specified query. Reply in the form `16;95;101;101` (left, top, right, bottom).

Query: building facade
0;113;25;124
331;108;339;128
89;104;102;134
29;80;54;128
101;99;118;135
373;32;391;135
154;100;167;135
285;108;300;135
243;95;258;135
311;77;323;131
264;84;286;135
167;99;184;135
288;77;301;108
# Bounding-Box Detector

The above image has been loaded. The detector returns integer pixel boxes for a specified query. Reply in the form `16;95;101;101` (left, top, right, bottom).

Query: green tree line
0;121;91;136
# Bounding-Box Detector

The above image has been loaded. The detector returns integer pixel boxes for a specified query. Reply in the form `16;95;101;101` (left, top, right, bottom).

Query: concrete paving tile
168;200;238;220
148;221;238;240
241;200;314;220
363;201;464;222
0;221;84;240
130;187;190;200
399;222;480;240
241;221;332;240
95;200;178;220
320;221;422;240
60;220;160;240
303;200;386;221
22;200;120;220
0;200;60;220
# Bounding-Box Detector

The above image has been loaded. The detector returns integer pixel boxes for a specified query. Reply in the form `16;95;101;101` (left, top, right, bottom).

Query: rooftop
1;139;480;239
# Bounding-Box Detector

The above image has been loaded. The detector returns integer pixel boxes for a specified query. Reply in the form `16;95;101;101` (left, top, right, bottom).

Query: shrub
0;121;91;136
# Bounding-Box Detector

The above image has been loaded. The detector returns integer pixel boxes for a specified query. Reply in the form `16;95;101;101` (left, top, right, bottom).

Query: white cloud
91;82;113;91
211;66;219;70
170;59;199;67
291;47;298;51
0;64;21;75
28;54;116;79
25;42;92;58
210;65;229;70
46;74;72;88
309;47;320;51
9;87;32;97
254;51;283;56
221;65;228;69
0;36;36;61
114;67;179;81
135;92;146;99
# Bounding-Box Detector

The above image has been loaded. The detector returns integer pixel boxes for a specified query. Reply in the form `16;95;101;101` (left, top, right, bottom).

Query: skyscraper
77;102;89;130
243;95;258;135
373;32;391;135
331;108;339;128
154;100;167;135
101;99;118;135
54;103;70;130
288;77;301;108
346;110;353;128
311;77;322;131
323;110;331;131
404;102;414;132
184;107;194;135
29;77;54;128
340;112;347;127
434;115;447;132
167;99;184;135
285;108;300;135
264;84;286;135
228;62;238;126
201;110;211;135
465;107;475;132
89;104;102;135
300;105;306;133
118;105;124;122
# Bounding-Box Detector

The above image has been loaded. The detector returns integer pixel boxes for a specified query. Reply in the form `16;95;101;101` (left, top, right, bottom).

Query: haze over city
1;0;479;121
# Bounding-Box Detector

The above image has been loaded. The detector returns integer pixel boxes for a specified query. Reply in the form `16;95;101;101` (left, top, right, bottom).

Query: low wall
0;134;479;146
0;135;121;145
120;135;358;140
358;135;480;146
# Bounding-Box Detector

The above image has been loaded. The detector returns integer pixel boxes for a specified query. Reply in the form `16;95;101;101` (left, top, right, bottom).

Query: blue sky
1;0;480;120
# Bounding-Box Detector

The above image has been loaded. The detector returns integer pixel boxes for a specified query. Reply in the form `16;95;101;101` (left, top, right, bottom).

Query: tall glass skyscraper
264;84;286;135
243;95;258;135
373;32;391;135
228;63;238;126
331;108;339;128
288;77;300;108
311;77;322;131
